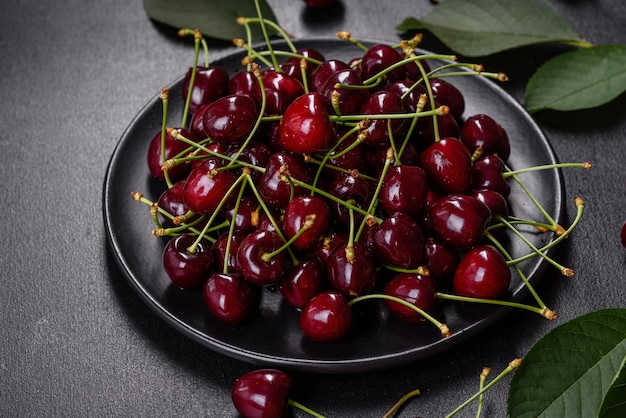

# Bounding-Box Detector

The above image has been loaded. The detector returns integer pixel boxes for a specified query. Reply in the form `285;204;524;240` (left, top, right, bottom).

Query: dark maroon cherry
237;230;286;286
370;212;426;269
415;108;460;149
358;90;406;148
324;127;365;174
231;368;293;418
419;137;472;194
325;171;375;227
363;141;420;176
472;189;509;225
312;231;348;263
211;232;245;275
182;158;237;215
283;195;331;251
258;151;314;208
147;128;197;182
189;103;211;139
223;194;261;234
460;114;511;162
379;165;429;217
622;221;626;248
387;79;427;114
202;94;259;146
424;236;460;289
281;48;325;87
327;242;378;297
157;180;192;227
319;67;371;115
429;194;491;250
383;273;439;323
359;44;407;86
258;70;305;116
279;257;327;309
299;290;352;342
311;59;350;92
228;70;261;102
182;66;229;115
202;272;260;325
453;245;511;299
471;155;511;197
429;78;465;120
277;92;336;154
162;234;212;289
227;140;272;182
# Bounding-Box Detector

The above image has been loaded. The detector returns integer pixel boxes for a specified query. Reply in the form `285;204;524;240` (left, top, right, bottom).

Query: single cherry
202;272;260;325
182;66;230;115
162;234;212;289
279;257;327;309
231;369;293;418
299;290;352;342
327;242;378;297
370;212;426;269
147;128;197;182
283;195;331;251
202;94;259;145
460;113;511;162
258;151;314;208
182;158;237;215
236;230;287;286
379;165;429;217
383;273;439;323
429;194;491;250
471;155;511;197
419;137;472;194
453;245;511;299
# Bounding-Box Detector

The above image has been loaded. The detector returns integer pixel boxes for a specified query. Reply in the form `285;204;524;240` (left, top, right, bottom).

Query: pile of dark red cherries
136;27;571;343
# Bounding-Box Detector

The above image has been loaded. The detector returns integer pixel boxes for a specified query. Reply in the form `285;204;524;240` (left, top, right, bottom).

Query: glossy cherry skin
283;195;332;251
319;67;370;116
327;243;378;297
453;245;511;299
428;78;465;120
232;369;293;418
258;152;314;208
419;137;473;194
182;158;237;215
182;66;230;115
383;273;439;323
277;92;336;154
429;194;491;250
359;44;407;87
370;212;426;269
237;230;286;286
471;155;511;197
211;233;245;275
472;189;509;225
162;234;212;289
310;59;350;92
202;94;259;146
279;257;327;309
379;165;429;217
299;290;352;342
223;194;261;234
281;48;325;86
202;272;260;325
621;221;626;248
146;128;197;182
326;171;375;227
358;90;406;148
258;70;305;116
460;114;511;162
424;236;460;289
157;180;192;228
228;70;261;102
312;231;348;263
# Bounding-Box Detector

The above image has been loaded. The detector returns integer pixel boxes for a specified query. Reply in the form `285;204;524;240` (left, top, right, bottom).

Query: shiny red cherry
162;234;212;289
182;158;237;215
429;194;491;250
201;94;259;146
146;128;197;182
460;113;511;162
419;137;472;194
379;165;429;217
202;272;260;325
182;65;230;115
236;230;287;286
231;369;293;418
383;273;439;323
453;245;511;299
283;195;332;251
299;290;352;342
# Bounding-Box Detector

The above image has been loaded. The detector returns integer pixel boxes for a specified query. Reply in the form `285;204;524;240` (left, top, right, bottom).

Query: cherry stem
382;265;430;275
415;59;439;142
360;53;457;86
310;124;360;194
222;175;248;274
505;197;585;266
159;88;174;189
503;162;591;178
355;147;394;242
476;367;490;418
287;399;326;418
336;31;369;51
261;215;315;262
181;29;202;129
382;388;421;418
244;173;298;264
329;106;448;123
252;49;323;66
178;28;209;67
436;292;555;320
349;294;451;338
252;0;280;69
233;39;275;68
445;359;522;418
240;17;298;53
504;164;559;228
497;215;573;276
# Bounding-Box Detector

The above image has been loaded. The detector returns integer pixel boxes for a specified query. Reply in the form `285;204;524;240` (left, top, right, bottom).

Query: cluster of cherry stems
131;10;589;418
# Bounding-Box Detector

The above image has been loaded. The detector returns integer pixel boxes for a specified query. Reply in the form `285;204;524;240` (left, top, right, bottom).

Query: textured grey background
1;0;625;416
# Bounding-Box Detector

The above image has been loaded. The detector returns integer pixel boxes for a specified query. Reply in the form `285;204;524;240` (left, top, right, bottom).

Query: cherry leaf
598;355;626;418
143;0;277;41
396;0;582;57
524;44;626;113
507;308;626;418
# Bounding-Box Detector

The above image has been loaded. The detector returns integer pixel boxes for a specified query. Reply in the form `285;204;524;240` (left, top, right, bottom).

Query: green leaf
507;308;626;418
143;0;277;42
396;0;582;56
524;44;626;113
599;356;626;418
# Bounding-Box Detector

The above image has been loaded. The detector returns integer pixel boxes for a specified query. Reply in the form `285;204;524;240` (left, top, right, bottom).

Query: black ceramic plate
103;39;564;374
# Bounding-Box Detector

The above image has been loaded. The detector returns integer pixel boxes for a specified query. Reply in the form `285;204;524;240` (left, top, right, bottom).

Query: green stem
436;292;554;319
253;0;280;69
287;399;326;418
222;177;248;275
503;162;590;178
180;30;202;129
159;89;173;189
476;368;490;418
383;388;421;418
445;359;521;418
